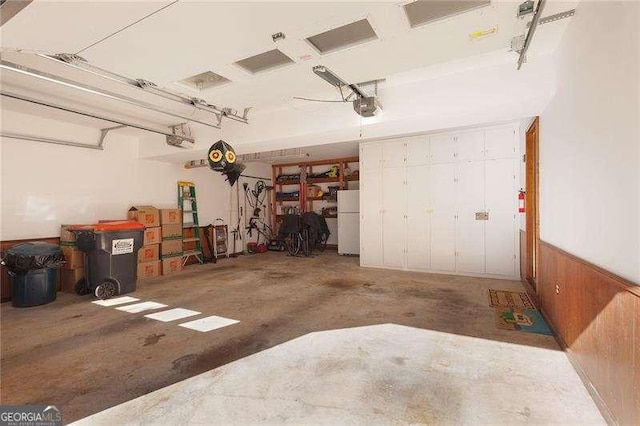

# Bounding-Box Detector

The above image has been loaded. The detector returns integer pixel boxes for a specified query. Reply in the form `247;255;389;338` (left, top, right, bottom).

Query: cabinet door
456;161;485;274
484;126;516;159
406;136;429;166
430;134;456;164
360;143;382;171
430;163;456;271
406;165;430;270
382;140;406;168
485;158;517;276
382;166;406;269
360;168;383;266
456;130;484;161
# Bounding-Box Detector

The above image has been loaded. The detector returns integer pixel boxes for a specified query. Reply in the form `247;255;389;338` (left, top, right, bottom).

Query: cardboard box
161;223;183;239
137;260;161;279
61;245;84;269
60;225;80;244
160;209;182;225
162;256;183;275
60;268;85;293
128;205;160;228
138;244;160;263
143;227;161;245
161;239;183;257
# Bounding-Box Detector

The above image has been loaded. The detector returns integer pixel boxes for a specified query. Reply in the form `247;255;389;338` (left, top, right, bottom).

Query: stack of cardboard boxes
128;206;161;279
59;225;85;292
160;208;183;274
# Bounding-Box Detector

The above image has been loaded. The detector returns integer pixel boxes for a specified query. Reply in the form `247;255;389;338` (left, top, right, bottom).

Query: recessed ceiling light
177;71;230;91
404;0;491;28
306;19;378;54
234;49;294;74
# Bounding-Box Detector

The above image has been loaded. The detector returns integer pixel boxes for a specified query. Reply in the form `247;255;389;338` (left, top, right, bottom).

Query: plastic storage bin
1;242;65;307
73;221;144;299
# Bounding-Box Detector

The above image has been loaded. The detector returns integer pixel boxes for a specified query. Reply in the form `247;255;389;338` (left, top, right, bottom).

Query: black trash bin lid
6;242;61;256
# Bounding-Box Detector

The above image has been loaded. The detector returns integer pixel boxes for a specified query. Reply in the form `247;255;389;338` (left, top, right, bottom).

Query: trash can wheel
74;278;90;296
95;280;118;300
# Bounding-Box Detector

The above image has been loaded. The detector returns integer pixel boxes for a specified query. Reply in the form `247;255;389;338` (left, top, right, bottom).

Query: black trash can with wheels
1;242;65;307
73;221;144;300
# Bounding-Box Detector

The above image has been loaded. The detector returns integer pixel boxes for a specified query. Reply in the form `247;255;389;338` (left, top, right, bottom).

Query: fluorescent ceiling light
404;0;491;28
235;49;293;74
306;19;378;54
177;71;230;91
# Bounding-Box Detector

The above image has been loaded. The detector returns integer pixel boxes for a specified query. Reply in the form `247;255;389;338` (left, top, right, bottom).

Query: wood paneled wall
1;237;61;302
533;240;639;425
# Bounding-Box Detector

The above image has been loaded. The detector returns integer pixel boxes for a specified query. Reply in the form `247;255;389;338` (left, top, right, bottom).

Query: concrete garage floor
1;252;603;424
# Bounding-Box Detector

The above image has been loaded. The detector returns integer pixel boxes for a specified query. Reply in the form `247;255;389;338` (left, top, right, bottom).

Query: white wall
0;109;270;244
540;1;639;283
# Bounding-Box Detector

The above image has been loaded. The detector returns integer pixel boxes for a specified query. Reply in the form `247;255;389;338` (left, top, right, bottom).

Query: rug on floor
488;289;536;309
494;307;553;335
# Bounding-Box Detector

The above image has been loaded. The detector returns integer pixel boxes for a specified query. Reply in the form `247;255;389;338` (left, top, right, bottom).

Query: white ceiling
0;0;579;161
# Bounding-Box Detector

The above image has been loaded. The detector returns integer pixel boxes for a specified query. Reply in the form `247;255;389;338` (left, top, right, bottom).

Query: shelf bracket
98;125;127;148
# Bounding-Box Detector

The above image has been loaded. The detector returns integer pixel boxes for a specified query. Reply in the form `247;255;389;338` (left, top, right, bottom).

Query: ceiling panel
0;1;173;54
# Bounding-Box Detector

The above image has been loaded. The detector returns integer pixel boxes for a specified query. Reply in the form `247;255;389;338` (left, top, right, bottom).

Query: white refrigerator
337;190;360;255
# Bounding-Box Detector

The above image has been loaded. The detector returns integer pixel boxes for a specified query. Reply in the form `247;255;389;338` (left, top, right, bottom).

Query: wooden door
525;118;540;288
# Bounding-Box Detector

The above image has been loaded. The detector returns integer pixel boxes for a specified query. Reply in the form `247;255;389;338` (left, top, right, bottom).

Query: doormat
495;307;553;335
488;289;536;309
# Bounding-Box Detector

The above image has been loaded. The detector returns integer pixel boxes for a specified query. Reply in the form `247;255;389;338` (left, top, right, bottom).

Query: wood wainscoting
533;240;639;425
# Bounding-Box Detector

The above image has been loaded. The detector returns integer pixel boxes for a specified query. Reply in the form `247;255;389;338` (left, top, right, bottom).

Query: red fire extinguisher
518;189;526;213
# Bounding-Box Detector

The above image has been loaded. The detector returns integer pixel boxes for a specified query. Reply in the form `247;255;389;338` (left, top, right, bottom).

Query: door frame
524;117;540;289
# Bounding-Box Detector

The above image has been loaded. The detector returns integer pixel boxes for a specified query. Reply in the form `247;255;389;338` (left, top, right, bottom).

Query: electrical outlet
555;283;560;295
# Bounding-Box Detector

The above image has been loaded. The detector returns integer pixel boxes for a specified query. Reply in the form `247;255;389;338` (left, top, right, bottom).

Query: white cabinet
406;165;430;270
485;125;516;159
456;130;484;161
360;168;383;266
359;122;519;279
360;144;383;170
430;133;456;164
456;161;485;274
382;166;406;269
382;141;406;168
485;158;517;276
430;163;456;272
406;136;430;166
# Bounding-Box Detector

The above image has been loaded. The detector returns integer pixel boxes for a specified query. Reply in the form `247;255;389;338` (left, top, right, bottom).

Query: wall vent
306;19;378;54
404;1;491;28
